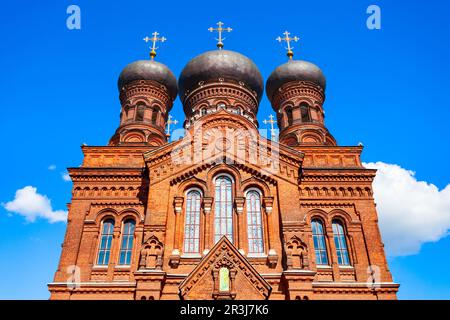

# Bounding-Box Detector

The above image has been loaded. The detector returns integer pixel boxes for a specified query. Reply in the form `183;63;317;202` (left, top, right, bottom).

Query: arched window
219;267;230;292
97;219;115;265
285;107;293;126
125;106;133;121
183;189;202;253
332;220;350;266
135;104;145;121
311;219;328;265
119;219;135;265
214;175;233;243
246;190;264;254
151;107;159;125
300;103;311;123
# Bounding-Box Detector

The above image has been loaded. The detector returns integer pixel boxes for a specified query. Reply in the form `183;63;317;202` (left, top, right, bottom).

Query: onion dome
118;60;178;100
178;50;264;102
266;60;326;102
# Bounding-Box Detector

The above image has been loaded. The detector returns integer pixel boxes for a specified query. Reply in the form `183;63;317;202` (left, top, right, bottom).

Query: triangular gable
179;236;271;300
143;113;305;186
143;113;304;168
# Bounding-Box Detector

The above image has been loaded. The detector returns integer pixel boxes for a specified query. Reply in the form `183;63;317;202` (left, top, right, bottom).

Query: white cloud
48;164;56;171
2;186;67;223
364;162;450;257
61;172;71;182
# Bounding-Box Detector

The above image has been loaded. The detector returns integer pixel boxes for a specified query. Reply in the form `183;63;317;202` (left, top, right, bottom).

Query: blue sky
0;0;449;299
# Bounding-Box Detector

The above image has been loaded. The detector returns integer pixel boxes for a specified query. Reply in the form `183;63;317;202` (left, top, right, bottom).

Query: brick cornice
90;201;144;207
68;167;144;182
81;145;153;154
301;169;376;182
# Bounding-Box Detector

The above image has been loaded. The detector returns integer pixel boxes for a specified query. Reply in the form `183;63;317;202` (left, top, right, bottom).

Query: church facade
48;29;399;300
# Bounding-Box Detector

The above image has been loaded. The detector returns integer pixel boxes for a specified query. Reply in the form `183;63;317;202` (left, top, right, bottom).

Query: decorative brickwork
49;49;398;300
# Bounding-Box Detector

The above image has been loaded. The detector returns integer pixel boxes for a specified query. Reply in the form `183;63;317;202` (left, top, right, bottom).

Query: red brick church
48;27;399;300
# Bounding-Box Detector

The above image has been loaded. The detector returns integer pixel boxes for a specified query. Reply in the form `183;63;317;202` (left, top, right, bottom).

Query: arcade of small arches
72;186;140;198
300;186;373;198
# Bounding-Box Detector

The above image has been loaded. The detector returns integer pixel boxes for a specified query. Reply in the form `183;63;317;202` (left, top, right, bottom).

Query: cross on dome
143;31;167;60
208;21;233;49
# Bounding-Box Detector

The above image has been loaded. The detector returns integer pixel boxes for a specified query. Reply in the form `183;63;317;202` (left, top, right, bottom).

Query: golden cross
276;31;299;60
263;114;277;141
165;114;178;137
208;21;232;49
143;31;167;60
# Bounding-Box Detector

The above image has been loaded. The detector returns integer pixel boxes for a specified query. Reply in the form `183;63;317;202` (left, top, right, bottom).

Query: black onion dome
118;60;178;100
266;60;326;102
178;50;264;102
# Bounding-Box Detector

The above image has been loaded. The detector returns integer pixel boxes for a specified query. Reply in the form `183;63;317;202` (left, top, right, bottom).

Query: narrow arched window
311;219;328;265
332;220;350;265
97;219;115;265
151;107;158;125
183;189;202;253
214;175;233;243
286;107;293;126
126;106;133;121
135;104;145;121
246;190;264;254
219;267;230;292
119;219;135;265
300;103;311;123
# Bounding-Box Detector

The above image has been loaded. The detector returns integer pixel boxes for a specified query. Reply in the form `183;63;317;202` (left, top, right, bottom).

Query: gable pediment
179;236;271;300
145;128;304;186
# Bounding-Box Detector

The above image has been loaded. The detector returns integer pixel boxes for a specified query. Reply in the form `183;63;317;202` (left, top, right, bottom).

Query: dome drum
181;78;260;119
112;59;177;146
270;80;325;112
119;79;174;114
266;59;334;146
178;50;264;119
